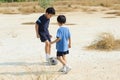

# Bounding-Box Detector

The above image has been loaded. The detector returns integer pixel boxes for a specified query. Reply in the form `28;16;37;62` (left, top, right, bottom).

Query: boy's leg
57;56;66;66
45;40;51;60
57;56;71;73
61;55;71;73
62;55;66;63
62;50;69;63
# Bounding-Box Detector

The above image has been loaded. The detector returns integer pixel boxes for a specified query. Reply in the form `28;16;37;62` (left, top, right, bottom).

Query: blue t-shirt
56;26;71;52
36;14;50;35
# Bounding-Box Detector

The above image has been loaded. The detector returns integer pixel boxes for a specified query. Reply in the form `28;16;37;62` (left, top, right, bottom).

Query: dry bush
103;16;116;18
51;0;120;12
111;4;120;10
55;6;76;12
114;40;120;50
18;6;43;14
77;0;120;7
116;12;120;16
0;2;43;14
0;7;19;14
0;0;120;14
80;7;98;13
86;33;120;51
22;22;35;25
0;2;38;7
106;11;120;16
106;11;119;14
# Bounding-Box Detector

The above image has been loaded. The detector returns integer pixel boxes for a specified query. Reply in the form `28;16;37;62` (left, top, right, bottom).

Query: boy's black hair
46;7;55;15
57;15;66;24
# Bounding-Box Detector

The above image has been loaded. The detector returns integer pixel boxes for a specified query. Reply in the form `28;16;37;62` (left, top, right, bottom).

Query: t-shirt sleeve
56;29;62;39
36;18;42;25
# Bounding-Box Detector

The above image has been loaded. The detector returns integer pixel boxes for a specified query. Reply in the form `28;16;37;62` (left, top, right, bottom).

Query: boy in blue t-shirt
51;15;71;73
35;7;55;61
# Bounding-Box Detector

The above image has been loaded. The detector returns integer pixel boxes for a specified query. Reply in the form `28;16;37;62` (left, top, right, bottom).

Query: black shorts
39;33;51;42
57;50;69;57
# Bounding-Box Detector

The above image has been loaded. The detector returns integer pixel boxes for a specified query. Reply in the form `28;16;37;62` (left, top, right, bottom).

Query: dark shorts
39;34;51;42
57;50;69;57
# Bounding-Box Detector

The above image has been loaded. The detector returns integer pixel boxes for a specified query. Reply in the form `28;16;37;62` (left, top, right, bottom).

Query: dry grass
0;2;38;7
18;5;43;14
35;56;61;80
106;11;120;16
111;4;120;10
22;22;35;25
116;12;120;16
0;55;61;80
103;16;116;18
22;22;76;26
0;7;19;14
54;0;120;12
0;2;43;14
80;7;98;13
86;33;120;51
0;0;120;14
53;0;119;7
114;40;120;50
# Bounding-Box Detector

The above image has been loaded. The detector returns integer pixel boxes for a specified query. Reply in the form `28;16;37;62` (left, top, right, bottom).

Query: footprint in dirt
7;32;18;38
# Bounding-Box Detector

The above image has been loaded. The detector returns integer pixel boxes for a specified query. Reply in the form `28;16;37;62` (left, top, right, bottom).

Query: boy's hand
49;35;52;38
51;41;54;44
69;44;71;48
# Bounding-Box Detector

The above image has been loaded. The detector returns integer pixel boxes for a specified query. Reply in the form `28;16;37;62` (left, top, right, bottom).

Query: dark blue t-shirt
36;14;50;35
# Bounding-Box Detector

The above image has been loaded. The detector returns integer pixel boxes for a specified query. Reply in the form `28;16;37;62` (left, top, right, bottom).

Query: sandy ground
0;10;120;80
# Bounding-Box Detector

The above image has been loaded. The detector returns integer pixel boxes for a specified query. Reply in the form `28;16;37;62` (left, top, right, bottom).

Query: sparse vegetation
106;11;120;16
22;22;35;25
38;0;53;9
86;33;120;51
0;0;37;2
0;0;120;14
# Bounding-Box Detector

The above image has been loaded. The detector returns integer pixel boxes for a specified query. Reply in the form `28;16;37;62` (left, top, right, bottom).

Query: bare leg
45;40;51;60
57;56;66;66
45;40;51;54
62;55;66;64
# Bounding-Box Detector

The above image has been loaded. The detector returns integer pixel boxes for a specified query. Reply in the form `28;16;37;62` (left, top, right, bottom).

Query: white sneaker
64;66;72;74
46;58;49;62
58;67;64;72
58;66;67;72
46;54;50;61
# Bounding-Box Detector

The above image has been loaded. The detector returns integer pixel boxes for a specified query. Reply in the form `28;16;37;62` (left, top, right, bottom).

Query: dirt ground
0;1;120;80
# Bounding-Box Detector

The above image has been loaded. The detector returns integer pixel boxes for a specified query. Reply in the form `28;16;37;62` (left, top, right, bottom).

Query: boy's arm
68;37;71;48
51;38;61;44
35;23;40;38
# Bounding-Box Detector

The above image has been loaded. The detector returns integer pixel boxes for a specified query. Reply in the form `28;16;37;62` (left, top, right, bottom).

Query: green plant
38;0;53;9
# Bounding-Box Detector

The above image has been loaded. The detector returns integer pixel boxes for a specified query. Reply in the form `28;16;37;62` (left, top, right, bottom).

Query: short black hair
46;7;55;15
57;15;66;24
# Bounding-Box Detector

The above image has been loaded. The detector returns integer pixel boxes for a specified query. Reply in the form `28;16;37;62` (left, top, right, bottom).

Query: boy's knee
45;40;50;45
57;56;62;60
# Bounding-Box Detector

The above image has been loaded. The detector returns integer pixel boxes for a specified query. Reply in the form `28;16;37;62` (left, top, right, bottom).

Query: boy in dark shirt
35;7;55;61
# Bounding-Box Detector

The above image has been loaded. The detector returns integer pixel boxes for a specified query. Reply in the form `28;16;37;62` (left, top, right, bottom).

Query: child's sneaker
58;67;64;72
64;66;71;74
58;66;67;72
46;54;50;61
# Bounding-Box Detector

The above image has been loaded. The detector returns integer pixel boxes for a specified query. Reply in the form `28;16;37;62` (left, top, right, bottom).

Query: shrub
86;33;115;51
38;0;53;9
